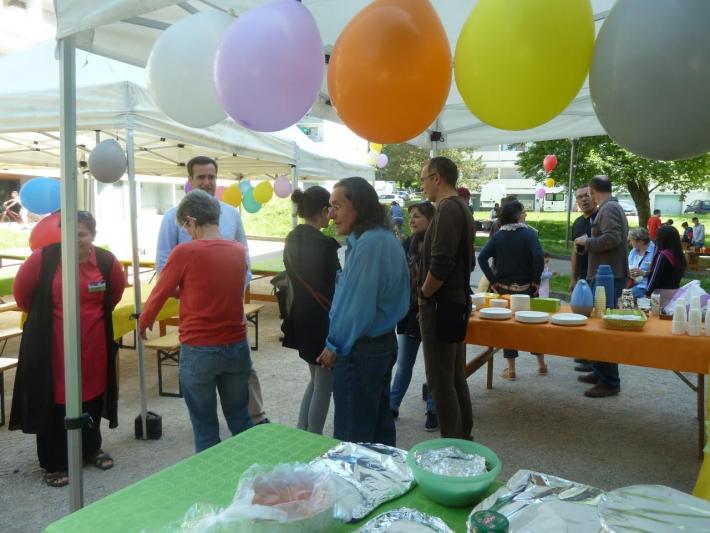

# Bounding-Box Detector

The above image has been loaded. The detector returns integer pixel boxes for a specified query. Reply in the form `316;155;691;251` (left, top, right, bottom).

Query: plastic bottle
594;265;614;311
705;305;710;336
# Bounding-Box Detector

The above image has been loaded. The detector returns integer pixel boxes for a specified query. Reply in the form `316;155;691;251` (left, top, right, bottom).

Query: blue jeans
333;332;397;446
590;277;625;389
179;341;254;452
390;334;434;413
631;284;647;299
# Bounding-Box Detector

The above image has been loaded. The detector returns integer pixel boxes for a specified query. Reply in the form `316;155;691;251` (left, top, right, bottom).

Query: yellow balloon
253;181;274;204
222;183;242;207
545;178;555;188
455;0;594;130
370;142;383;153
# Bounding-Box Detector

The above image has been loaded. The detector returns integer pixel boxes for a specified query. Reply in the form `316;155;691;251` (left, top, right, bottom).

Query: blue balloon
242;187;262;213
20;177;60;215
238;180;252;194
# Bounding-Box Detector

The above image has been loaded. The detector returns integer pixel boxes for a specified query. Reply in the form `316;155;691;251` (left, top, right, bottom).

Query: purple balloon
273;175;293;198
214;1;324;132
376;153;389;169
185;179;193;193
535;186;546;199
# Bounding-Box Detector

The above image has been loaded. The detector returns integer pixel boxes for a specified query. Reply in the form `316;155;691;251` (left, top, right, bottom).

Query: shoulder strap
285;232;331;311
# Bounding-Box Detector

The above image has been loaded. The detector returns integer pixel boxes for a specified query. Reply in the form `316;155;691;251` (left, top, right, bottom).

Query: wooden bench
0;326;22;357
0;357;18;426
145;304;265;397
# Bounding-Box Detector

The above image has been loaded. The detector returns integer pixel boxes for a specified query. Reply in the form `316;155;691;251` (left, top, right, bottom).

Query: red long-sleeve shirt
140;239;247;346
13;248;126;404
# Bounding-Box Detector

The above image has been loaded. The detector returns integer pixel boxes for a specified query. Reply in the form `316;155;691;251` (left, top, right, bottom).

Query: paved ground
0;243;705;532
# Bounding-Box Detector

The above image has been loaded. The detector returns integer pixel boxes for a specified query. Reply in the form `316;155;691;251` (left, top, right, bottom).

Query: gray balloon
590;0;710;161
89;139;127;183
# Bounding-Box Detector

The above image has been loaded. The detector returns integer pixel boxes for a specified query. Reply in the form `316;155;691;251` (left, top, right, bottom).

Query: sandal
44;471;69;488
87;449;114;471
501;368;516;381
538;364;549;376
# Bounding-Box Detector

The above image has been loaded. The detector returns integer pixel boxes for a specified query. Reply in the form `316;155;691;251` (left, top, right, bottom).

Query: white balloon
89;139;126;184
147;12;233;128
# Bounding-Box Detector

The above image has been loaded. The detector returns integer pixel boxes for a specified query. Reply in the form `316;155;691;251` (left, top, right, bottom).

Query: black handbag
433;198;473;343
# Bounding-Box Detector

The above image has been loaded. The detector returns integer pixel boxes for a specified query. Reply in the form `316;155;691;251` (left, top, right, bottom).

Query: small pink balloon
536;186;546;199
216;185;227;200
273;175;293;198
376;153;389;168
185;179;193;193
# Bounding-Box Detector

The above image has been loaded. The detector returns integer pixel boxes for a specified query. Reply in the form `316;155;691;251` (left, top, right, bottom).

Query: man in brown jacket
574;175;629;398
418;157;475;439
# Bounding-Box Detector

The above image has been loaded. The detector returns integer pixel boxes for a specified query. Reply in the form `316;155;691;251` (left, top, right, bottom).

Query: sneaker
255;417;271;425
424;412;438;432
584;383;620;398
577;373;599;385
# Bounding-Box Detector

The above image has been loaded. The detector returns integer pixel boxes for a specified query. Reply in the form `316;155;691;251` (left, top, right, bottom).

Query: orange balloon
328;0;451;144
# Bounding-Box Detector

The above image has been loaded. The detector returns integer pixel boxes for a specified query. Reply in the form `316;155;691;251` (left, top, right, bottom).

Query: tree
517;136;710;226
375;144;487;191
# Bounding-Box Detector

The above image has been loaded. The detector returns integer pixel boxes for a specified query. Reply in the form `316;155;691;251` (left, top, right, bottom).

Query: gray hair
628;227;650;244
176;189;220;227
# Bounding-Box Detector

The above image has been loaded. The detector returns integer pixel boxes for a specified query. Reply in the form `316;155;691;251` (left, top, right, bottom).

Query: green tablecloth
46;424;498;532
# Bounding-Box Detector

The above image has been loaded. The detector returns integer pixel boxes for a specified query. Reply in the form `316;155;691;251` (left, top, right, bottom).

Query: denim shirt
326;227;409;357
627;241;655;291
156;201;251;283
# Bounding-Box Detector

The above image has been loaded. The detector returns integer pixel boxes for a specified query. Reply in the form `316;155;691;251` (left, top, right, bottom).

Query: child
539;252;553;297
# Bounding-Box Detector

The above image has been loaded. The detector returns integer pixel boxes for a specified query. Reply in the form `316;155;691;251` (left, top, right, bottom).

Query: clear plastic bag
165;463;338;532
662;280;709;315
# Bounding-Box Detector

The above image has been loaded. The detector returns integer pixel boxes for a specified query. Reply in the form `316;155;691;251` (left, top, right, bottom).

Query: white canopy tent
53;0;617;150
0;40;373;180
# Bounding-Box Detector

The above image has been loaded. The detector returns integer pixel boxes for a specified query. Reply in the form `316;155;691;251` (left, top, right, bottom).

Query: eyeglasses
181;216;196;230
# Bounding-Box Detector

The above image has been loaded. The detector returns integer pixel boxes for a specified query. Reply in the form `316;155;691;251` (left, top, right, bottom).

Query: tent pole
564;138;577;248
429;118;441;158
59;34;84;511
126;128;149;439
291;149;299;230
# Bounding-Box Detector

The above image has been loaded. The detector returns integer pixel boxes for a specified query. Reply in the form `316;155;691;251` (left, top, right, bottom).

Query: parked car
617;200;637;215
395;190;410;201
378;193;407;205
684;200;710;214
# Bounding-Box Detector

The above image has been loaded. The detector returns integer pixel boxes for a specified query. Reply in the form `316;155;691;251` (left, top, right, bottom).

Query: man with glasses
569;186;596;373
417;157;475;440
156;156;270;425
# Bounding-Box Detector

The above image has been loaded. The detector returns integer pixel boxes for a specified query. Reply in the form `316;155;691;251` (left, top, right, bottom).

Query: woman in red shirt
140;190;252;452
11;211;125;487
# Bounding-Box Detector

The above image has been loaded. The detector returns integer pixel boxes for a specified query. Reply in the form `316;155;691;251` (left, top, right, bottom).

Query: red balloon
543;154;558;173
29;212;61;251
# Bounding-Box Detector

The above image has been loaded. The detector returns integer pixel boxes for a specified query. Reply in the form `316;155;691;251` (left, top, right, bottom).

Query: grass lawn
550;273;710;298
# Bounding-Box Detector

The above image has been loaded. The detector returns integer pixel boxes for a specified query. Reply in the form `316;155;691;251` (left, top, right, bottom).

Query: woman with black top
646;225;686;296
284;186;341;434
390;201;438;431
477;200;546;380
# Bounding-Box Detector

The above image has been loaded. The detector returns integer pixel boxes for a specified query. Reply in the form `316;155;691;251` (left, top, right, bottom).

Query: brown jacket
419;196;475;304
586;197;629;280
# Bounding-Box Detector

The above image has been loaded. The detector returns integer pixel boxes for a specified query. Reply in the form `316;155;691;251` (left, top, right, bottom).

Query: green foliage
374;143;488;191
517;136;710;226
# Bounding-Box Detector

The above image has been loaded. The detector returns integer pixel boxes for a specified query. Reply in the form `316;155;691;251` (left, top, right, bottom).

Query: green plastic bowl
406;438;502;507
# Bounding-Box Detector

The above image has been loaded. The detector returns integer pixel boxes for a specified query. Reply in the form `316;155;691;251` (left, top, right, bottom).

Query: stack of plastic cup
594;285;606;318
672;301;687;335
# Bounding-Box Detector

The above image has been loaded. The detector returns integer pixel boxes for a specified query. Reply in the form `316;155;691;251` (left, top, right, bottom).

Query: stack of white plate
510;294;531;312
479;307;513;320
515;311;549;324
490;299;509;308
551;313;588;326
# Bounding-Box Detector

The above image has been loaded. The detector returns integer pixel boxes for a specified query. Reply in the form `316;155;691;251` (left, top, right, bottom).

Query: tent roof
0;39;373;180
53;0;617;149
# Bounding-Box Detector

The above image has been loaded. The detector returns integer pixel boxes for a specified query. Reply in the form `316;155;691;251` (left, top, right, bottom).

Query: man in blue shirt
317;177;409;446
155;156;268;424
